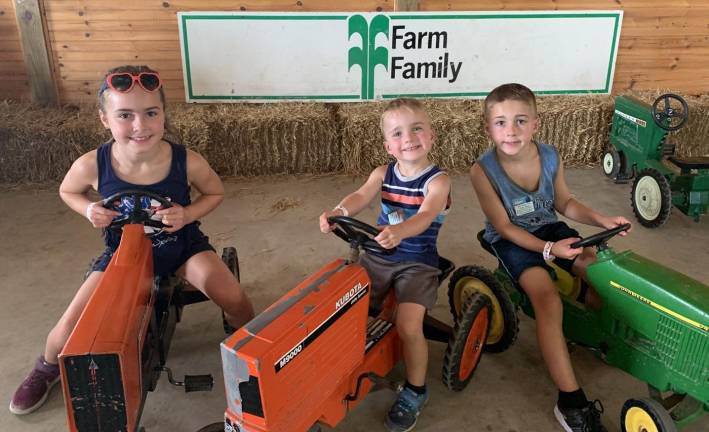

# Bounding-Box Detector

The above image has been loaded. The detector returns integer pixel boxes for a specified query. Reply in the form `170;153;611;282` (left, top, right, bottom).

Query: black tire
602;149;621;178
196;423;226;432
221;247;240;334
631;168;672;228
222;246;240;282
448;265;518;353
621;397;677;432
442;292;491;391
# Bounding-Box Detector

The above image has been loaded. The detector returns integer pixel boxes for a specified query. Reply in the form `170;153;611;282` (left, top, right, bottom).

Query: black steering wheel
103;189;172;236
652;93;689;131
570;223;631;249
327;215;395;255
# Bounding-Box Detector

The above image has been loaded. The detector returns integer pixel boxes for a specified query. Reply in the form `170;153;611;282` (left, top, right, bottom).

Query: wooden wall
0;0;29;101
3;0;709;104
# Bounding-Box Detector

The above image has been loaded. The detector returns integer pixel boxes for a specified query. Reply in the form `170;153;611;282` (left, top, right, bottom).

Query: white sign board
178;11;622;102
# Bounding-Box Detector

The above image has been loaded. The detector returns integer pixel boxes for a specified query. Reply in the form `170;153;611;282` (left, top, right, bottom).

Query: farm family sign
178;11;622;102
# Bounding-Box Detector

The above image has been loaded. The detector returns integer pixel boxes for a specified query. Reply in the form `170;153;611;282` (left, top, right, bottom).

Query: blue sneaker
385;386;429;432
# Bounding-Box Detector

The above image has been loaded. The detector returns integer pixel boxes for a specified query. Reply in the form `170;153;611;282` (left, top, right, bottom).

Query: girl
10;65;254;415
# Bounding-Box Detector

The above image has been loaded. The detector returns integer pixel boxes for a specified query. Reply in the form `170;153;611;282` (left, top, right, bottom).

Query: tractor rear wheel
621;397;677;432
221;247;241;334
222;246;240;282
442;292;491;391
448;265;518;353
602;149;622;178
632;169;672;228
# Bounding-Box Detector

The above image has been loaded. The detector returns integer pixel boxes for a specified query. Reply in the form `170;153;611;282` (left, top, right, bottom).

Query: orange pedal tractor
59;190;220;432
204;216;492;432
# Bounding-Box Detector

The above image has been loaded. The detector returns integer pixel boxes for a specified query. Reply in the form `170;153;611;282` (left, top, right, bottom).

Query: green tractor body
451;227;709;430
605;94;709;227
588;248;708;408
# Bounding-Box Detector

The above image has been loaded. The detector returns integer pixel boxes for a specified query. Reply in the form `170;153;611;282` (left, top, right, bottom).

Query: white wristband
333;204;349;217
85;202;95;221
543;241;555;261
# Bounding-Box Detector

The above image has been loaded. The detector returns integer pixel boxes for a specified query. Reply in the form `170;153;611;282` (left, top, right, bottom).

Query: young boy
319;98;450;432
470;83;630;432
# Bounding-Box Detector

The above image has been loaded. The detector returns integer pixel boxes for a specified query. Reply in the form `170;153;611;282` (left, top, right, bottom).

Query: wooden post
395;0;420;11
13;0;57;105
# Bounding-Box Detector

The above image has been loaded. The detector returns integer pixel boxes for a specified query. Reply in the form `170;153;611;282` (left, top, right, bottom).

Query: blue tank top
373;163;450;267
97;140;199;270
478;142;559;244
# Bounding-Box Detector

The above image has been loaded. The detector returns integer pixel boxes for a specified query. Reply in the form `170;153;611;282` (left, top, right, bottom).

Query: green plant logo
348;14;389;100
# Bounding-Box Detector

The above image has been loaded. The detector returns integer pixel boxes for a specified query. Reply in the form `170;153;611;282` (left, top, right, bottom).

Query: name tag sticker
387;209;405;225
513;199;535;217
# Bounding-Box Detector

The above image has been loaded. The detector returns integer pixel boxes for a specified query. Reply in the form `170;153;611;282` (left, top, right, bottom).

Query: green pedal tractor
448;225;708;432
602;93;709;227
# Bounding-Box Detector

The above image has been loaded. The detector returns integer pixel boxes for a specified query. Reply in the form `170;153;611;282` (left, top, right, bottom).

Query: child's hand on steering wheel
600;215;632;236
375;225;403;250
155;203;188;233
86;201;120;228
553;237;585;259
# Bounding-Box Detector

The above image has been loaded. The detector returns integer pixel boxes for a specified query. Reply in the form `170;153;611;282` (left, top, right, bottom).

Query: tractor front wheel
448;265;518;353
442;292;491;391
621;398;677;432
632;169;672;228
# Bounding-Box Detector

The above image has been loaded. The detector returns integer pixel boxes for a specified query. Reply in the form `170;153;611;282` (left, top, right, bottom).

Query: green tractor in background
448;225;708;432
602;93;709;228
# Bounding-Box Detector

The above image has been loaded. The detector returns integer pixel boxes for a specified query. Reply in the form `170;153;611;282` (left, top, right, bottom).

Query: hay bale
0;102;107;184
1;93;708;186
168;103;339;177
536;94;615;167
339;99;485;174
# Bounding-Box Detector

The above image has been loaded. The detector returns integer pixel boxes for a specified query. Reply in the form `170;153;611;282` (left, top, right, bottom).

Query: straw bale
535;94;615;168
1;93;707;186
0;102;108;184
168;103;340;177
339;99;485;174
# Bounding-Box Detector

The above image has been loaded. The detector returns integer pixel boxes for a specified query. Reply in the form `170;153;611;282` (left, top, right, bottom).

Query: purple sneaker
9;356;60;415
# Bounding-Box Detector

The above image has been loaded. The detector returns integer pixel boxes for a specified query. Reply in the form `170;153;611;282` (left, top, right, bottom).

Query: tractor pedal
184;374;214;392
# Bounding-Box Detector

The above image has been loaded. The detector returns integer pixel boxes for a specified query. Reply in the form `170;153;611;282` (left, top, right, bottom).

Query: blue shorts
91;224;215;277
489;221;580;282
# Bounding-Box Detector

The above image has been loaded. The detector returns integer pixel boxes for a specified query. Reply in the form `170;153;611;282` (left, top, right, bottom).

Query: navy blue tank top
96;140;199;273
373;163;450;268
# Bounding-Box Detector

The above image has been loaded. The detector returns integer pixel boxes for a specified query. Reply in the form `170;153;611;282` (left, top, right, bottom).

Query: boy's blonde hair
380;98;429;134
483;83;537;120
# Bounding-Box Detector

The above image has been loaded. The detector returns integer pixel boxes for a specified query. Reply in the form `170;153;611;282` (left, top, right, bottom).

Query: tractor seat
668;156;709;170
438;256;455;284
477;230;496;257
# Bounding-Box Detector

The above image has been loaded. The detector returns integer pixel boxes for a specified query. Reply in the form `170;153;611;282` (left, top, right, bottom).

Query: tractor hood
588;250;709;333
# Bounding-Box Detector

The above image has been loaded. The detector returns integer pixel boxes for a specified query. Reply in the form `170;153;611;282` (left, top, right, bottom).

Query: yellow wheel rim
624;407;659;432
454;277;504;344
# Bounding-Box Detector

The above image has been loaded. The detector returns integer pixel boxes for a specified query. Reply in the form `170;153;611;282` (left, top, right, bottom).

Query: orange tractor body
59;224;155;431
221;258;401;432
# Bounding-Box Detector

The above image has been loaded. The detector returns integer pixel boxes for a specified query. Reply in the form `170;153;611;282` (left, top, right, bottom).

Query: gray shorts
359;253;442;310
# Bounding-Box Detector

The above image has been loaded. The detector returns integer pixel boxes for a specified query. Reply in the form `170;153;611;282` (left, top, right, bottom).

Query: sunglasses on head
104;72;162;93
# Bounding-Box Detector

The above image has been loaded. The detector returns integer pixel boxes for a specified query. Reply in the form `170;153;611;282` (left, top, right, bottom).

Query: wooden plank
49;30;180;41
48;21;179;32
12;0;57;105
58;69;185;81
57;50;179;62
56;40;180;52
44;0;393;12
396;0;420;11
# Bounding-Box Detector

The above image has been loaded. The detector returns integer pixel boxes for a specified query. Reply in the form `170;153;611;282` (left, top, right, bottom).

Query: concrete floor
1;168;707;432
